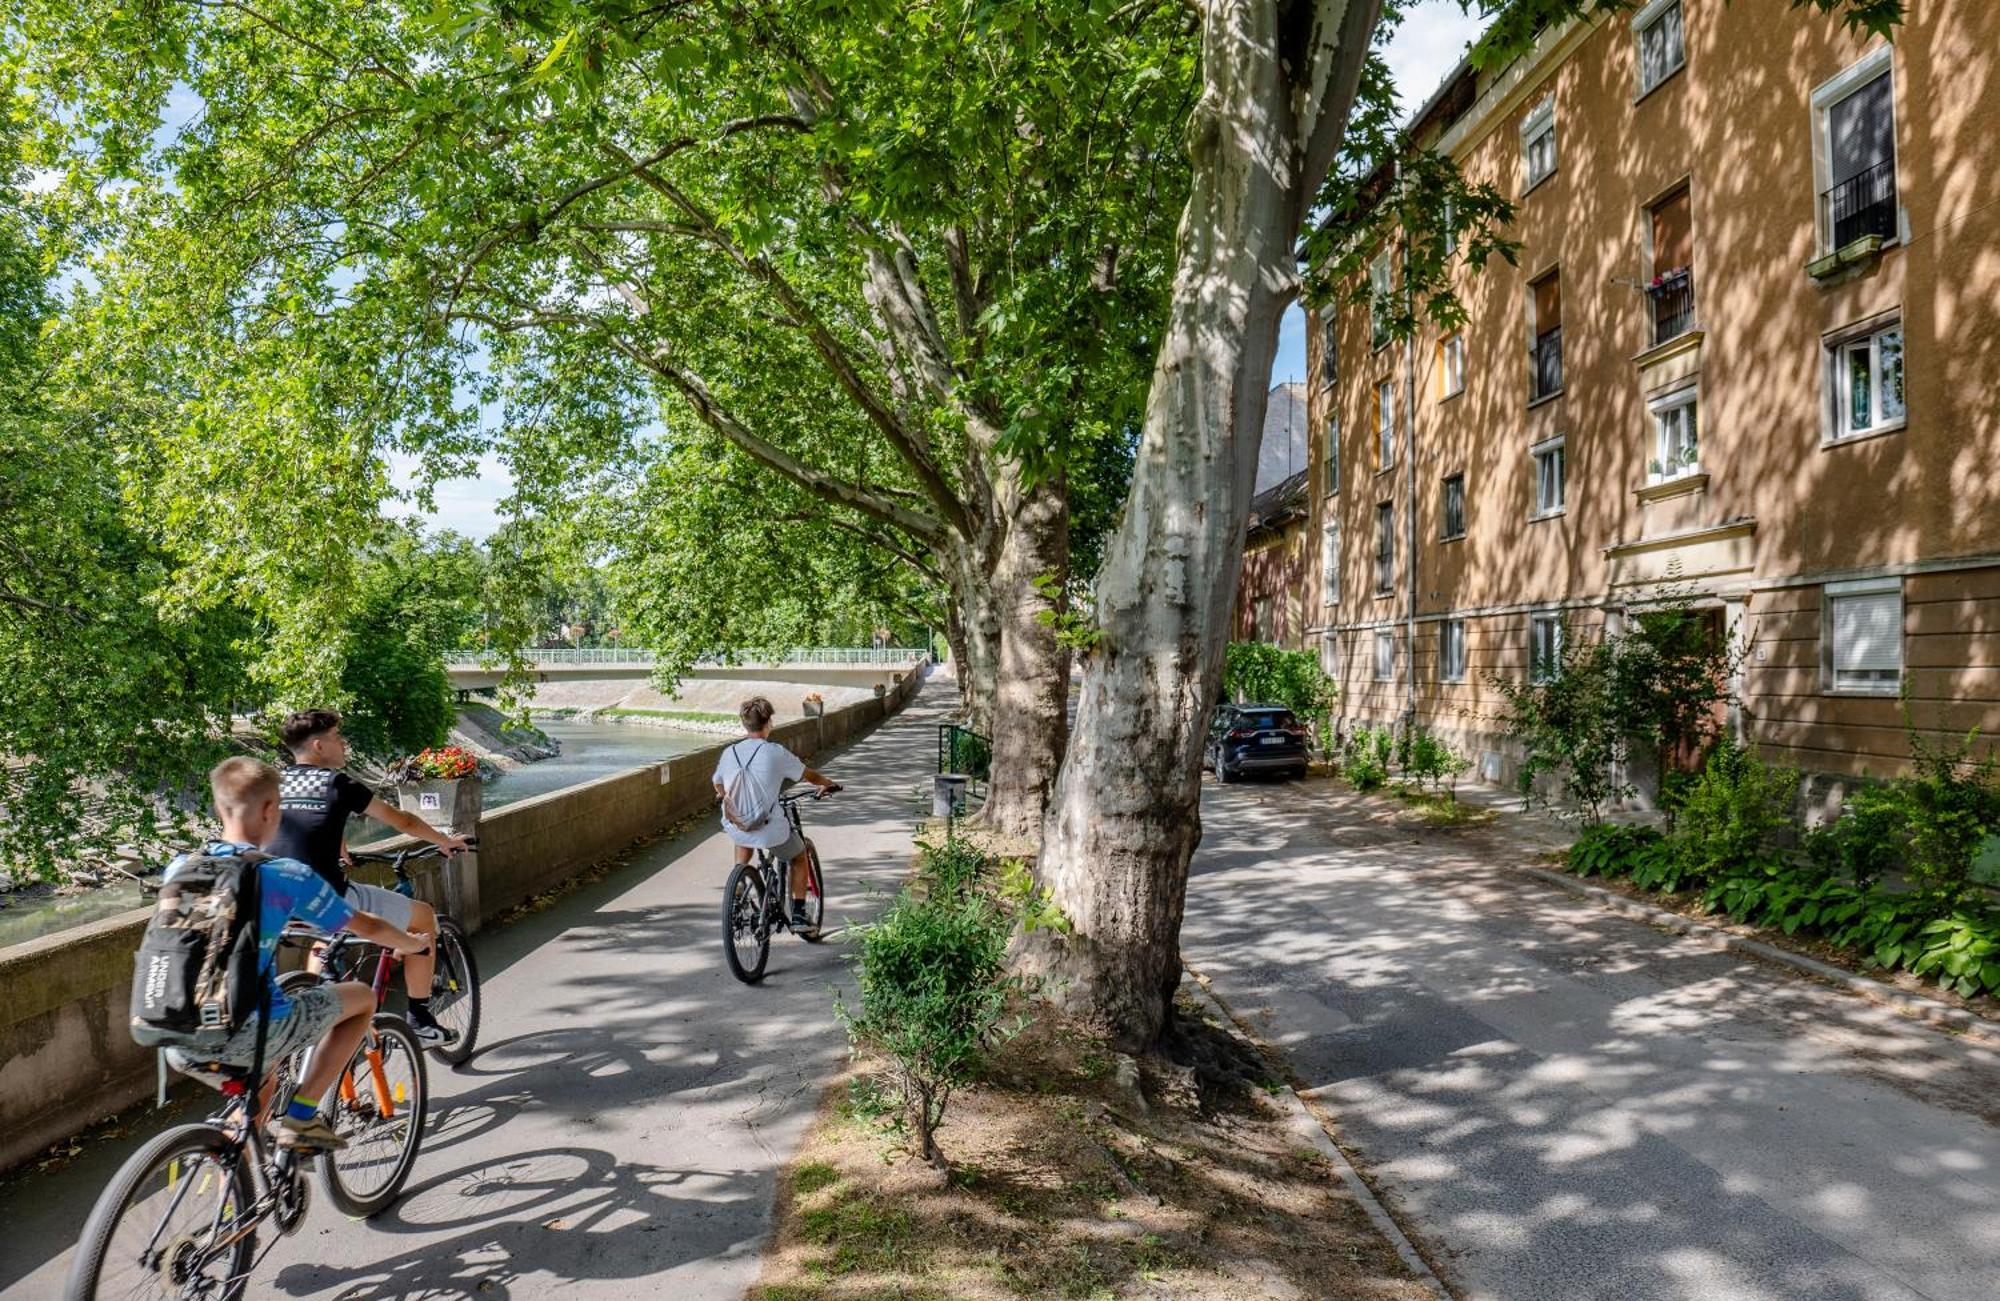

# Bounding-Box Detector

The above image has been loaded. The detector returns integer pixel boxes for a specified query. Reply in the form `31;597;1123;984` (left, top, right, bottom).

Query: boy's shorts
165;983;345;1076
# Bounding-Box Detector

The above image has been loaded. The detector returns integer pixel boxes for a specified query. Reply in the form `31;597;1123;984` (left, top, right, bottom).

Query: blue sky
399;2;1489;539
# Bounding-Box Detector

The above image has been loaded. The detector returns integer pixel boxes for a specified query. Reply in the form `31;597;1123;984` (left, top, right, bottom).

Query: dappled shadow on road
0;683;952;1297
1185;775;2000;1301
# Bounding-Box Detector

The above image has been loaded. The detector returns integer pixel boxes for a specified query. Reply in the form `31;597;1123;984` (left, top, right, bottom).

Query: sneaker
789;902;811;929
273;1113;346;1152
411;1020;458;1049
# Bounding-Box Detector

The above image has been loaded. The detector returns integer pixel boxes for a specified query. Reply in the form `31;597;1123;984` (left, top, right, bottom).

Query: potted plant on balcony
388;745;483;835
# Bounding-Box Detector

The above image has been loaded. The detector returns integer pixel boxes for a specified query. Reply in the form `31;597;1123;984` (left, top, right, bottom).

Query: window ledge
1373;589;1396;600
1807;233;1899;282
1527;388;1565;410
1633;329;1703;369
1529;508;1567;522
1637;472;1708;504
1375;463;1398;477
1440;532;1466;544
1522;168;1558;199
1823;419;1907;449
1440;387;1465;404
1823;684;1903;698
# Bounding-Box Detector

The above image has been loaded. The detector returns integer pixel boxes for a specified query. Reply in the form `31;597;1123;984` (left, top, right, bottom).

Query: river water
0;719;722;949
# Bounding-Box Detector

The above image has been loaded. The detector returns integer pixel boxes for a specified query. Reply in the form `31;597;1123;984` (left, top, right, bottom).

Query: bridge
443;646;929;692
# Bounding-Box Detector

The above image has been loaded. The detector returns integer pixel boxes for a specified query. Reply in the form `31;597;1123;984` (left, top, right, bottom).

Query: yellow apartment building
1304;0;2000;803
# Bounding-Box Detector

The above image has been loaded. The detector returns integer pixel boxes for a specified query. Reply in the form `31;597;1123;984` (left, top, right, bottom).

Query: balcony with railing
1531;326;1563;401
1822;158;1897;250
1647;267;1695;345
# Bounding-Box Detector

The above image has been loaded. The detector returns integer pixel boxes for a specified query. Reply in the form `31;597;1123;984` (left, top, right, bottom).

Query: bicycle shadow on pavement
268;1144;752;1299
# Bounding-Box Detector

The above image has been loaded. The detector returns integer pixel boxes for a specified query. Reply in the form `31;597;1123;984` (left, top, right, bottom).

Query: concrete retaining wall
0;668;922;1173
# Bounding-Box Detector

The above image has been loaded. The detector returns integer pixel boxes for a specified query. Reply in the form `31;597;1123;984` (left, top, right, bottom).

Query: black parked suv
1203;703;1309;782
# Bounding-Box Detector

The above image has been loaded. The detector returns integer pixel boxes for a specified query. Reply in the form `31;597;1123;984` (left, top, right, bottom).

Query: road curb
1180;970;1452;1300
1514;863;2000;1048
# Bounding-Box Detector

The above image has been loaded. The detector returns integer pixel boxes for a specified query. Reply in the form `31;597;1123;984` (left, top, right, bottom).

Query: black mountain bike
64;983;428;1298
722;785;836;983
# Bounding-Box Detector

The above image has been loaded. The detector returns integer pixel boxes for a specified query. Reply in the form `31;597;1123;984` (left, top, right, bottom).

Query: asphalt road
0;683;944;1300
1186;775;2000;1301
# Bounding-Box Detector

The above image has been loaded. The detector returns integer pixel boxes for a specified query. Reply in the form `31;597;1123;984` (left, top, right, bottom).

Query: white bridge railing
443;647;926;669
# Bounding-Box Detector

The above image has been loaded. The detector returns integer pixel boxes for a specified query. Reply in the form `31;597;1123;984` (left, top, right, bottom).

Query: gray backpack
721;741;774;833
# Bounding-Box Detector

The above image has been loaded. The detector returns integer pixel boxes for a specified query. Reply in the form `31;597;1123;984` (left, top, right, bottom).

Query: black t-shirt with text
269;765;376;893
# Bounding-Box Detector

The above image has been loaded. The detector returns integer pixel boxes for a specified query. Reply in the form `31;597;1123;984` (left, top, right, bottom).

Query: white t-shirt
711;737;807;850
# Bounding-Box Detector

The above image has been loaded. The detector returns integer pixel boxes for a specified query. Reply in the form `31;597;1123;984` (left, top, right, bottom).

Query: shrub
1801;782;1906;888
1566;823;1663;878
839;887;1019;1168
1222;641;1338;740
1341;727;1392;792
1899;723;2000;908
1661;740;1796;890
1406;729;1471;795
916;835;988;901
1487;635;1630;824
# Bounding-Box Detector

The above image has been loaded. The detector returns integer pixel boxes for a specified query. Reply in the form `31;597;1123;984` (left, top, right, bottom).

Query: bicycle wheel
797;841;826;942
66;1122;257;1301
722;860;771;983
428;917;482;1066
319;1013;428;1218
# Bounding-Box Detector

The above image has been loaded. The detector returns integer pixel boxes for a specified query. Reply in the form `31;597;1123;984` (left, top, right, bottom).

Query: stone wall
0;669;922;1173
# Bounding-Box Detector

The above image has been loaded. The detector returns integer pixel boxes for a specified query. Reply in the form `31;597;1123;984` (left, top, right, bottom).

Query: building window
1323;413;1342;496
1322;521;1341;605
1530;613;1564;683
1531;435;1565;517
1439;618;1468;683
1375;501;1394;595
1319;631;1340;679
1440;473;1466;540
1530;270;1562;400
1438;332;1466;398
1253;595;1275;644
1374;628;1396;682
1824;577;1902;694
1376;379;1396;468
1647;187;1695;345
1827;318;1905;442
1442;196;1458;256
1634;0;1685;96
1369;250;1393;349
1320;314;1339;388
1813;48;1897;253
1521;94;1557;191
1649;386;1700;481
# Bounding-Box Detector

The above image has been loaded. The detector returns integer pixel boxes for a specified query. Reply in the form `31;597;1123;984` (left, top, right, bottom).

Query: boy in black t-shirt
270;709;472;1048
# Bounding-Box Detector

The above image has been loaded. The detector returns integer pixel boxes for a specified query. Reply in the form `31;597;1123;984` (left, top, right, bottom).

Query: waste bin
932;773;971;819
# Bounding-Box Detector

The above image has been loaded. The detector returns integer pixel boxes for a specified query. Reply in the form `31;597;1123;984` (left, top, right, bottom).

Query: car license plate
1259;736;1283;745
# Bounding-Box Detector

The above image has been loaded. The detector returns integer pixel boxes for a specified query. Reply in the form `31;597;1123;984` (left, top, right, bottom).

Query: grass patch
1390;783;1494;827
751;996;1433;1301
597;707;736;725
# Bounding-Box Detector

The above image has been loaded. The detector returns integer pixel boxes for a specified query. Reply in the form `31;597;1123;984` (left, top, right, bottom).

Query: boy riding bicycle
712;696;839;927
269;708;470;1047
161;757;431;1152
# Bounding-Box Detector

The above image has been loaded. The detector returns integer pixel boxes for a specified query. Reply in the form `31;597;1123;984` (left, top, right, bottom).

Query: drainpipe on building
1401;208;1420;737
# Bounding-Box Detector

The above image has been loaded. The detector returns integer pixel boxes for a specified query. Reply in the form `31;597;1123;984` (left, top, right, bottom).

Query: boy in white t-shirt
712;696;840;926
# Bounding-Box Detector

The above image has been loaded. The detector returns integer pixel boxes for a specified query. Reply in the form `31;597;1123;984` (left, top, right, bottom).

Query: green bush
1566;823;1663;878
1487;635;1631;823
916;835;988;901
1222;641;1337;739
1405;729;1471;795
1801;782;1905;888
1661;740;1797;890
1341;727;1392;792
1900;725;2000;907
839;886;1019;1168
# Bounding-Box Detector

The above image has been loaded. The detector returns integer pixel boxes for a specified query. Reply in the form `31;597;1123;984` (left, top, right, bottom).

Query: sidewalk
0;682;947;1299
1186;772;2000;1301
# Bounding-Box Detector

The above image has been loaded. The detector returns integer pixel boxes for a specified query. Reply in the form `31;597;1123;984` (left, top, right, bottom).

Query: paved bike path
0;681;946;1299
1185;776;2000;1301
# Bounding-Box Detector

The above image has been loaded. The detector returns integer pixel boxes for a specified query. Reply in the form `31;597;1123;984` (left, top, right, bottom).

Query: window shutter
1829;74;1893;184
1834;591;1902;671
1533;274;1562;333
1651;190;1692;274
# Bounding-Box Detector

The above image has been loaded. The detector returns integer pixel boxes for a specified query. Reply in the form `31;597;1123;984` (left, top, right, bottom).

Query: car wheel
1290;764;1308;781
1218;758;1238;784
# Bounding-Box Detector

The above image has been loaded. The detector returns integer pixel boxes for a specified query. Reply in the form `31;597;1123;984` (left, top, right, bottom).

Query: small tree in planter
1488;633;1629;824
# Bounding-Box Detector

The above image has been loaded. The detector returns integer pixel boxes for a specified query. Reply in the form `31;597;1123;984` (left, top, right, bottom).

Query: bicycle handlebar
781;783;840;803
347;835;479;867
